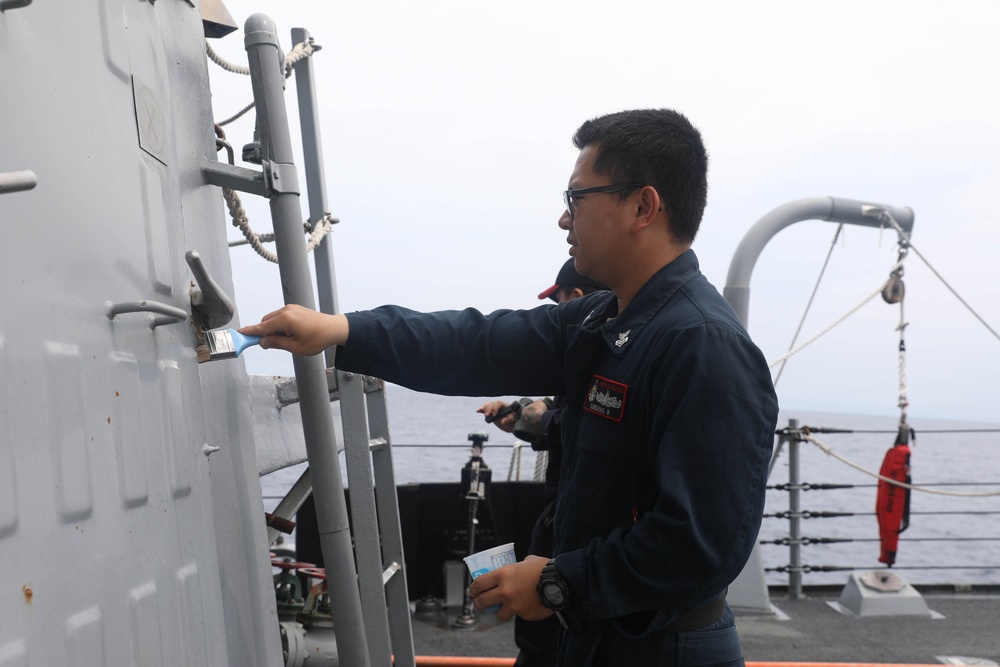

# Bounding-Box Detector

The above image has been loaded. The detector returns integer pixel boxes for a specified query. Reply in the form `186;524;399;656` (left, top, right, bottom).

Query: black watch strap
537;559;573;619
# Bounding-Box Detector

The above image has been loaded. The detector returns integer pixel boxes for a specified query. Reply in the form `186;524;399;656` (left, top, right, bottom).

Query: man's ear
631;185;663;233
568;287;585;300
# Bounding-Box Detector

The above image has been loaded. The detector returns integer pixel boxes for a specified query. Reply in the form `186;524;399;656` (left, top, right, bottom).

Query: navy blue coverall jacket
336;251;778;666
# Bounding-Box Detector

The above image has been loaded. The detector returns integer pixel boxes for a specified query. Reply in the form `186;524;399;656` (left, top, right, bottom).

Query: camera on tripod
462;432;491;501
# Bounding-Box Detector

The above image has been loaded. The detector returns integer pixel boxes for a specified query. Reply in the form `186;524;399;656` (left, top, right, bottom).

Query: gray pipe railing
724;196;914;328
244;15;370;667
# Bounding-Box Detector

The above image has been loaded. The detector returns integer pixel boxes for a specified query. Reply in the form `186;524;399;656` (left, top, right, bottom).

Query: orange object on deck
413;658;515;666
750;663;944;667
875;441;911;566
409;659;947;667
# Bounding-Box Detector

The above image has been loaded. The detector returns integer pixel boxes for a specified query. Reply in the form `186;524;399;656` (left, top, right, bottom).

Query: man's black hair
573;109;708;245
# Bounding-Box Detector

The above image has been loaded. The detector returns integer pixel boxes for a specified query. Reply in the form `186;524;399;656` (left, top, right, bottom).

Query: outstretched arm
238;304;348;356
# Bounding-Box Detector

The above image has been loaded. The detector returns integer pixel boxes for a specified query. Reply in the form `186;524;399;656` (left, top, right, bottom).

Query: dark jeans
590;605;743;667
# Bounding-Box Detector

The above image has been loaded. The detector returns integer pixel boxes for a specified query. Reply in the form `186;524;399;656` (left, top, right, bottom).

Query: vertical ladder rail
366;380;416;666
290;26;339;358
291;26;415;666
243;15;370;667
339;373;396;666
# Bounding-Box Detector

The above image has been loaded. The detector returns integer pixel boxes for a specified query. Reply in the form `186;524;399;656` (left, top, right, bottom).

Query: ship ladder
204;20;415;667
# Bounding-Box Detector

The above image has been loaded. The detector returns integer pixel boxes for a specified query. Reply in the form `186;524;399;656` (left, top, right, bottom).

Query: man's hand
468;555;553;621
238;304;348;356
477;400;518;432
516;400;549;433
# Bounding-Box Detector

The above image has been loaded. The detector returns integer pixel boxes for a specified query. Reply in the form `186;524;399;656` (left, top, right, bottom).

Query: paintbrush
196;328;262;363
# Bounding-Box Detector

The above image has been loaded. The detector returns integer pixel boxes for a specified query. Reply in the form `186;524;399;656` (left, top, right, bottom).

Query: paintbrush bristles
196;344;212;363
197;328;261;363
197;329;238;363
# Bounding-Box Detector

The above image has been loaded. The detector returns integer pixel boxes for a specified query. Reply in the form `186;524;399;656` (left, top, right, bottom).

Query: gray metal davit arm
723;196;914;328
244;15;370;667
722;196;914;614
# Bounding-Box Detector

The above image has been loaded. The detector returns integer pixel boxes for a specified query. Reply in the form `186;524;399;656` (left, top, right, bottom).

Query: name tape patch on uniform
583;375;627;422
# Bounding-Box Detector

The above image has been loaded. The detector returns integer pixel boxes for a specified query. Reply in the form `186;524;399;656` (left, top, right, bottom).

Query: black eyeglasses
563;183;644;220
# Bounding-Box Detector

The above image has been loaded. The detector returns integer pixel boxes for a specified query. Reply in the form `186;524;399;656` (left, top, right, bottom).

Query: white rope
223;187;334;263
305;215;333;252
205;41;250;75
774;224;844;387
768;275;895;369
896;296;909;420
218;101;255;128
224;187;277;263
506;442;524;481
533;450;548;483
207;38;318;127
804;433;1000;497
282;40;316;75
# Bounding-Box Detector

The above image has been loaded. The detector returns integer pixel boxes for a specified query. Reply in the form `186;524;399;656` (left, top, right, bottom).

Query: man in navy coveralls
243;108;779;667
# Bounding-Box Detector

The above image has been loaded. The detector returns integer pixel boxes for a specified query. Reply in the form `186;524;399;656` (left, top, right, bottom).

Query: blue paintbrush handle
230;329;261;356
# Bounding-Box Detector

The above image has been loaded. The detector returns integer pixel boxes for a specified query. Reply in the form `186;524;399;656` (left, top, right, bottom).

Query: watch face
542;581;565;606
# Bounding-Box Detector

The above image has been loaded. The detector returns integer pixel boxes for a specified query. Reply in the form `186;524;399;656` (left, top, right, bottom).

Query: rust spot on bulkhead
22;584;32;604
107;416;111;425
115;391;120;397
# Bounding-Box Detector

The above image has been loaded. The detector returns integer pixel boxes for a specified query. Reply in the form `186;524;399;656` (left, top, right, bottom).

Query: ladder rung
382;561;401;585
369;437;388;450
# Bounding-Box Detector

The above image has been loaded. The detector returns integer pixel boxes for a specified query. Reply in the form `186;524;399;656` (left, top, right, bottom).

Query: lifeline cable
804;433;1000;497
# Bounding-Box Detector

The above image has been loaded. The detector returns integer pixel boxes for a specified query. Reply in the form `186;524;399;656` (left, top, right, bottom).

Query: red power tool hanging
876;242;913;567
876;426;913;566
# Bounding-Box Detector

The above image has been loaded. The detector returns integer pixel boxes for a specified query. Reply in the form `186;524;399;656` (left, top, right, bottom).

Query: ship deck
408;585;1000;665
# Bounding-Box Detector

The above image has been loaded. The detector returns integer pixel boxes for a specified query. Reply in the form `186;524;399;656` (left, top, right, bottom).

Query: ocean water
261;384;1000;587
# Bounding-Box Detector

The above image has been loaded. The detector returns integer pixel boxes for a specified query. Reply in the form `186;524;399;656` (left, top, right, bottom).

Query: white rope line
206;41;250;75
222;187;335;263
804;433;1000;497
224;187;277;263
533;450;548;483
896;296;908;419
768;275;895;369
282;40;316;74
876;209;1000;342
218;101;255;128
305;215;333;252
774;224;844;387
506;442;524;481
207;38;318;127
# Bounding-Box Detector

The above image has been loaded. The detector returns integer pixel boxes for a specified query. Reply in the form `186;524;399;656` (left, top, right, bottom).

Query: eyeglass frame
563;183;645;220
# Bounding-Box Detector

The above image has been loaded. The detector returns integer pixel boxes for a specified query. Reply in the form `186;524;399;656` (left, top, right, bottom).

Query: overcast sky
207;1;999;424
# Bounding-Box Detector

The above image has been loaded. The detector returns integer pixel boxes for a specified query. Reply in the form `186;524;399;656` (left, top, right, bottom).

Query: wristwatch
537;559;572;627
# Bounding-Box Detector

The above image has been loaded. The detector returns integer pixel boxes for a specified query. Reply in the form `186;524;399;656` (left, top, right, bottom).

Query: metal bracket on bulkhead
202;159;268;197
